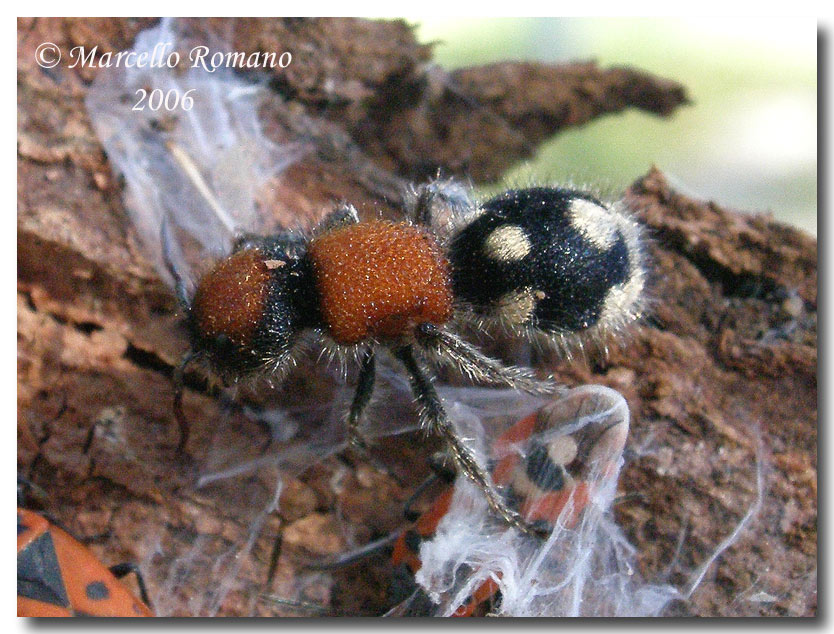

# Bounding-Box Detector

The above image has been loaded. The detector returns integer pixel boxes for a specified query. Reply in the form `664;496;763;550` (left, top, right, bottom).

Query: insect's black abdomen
448;187;644;336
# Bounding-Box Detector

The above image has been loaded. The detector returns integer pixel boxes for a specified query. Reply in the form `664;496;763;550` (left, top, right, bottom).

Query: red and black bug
170;180;646;537
17;508;153;617
387;385;630;616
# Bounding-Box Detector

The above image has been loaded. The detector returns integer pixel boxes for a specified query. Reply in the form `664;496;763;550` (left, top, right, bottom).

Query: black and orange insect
170;179;646;535
17;508;153;617
386;387;630;616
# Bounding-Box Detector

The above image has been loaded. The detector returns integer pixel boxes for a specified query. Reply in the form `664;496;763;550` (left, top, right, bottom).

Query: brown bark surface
17;17;814;617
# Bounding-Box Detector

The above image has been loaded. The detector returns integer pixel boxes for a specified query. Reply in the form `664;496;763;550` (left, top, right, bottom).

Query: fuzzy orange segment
191;249;272;348
308;221;453;344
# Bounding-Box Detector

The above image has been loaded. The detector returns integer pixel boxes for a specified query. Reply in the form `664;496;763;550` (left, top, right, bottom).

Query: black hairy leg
414;323;561;395
346;347;377;450
393;345;546;538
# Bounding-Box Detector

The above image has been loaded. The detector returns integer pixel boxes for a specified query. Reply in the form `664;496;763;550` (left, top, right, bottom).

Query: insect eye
213;333;234;354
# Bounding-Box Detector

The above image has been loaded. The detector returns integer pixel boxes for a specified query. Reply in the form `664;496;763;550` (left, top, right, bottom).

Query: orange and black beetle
17;508;153;617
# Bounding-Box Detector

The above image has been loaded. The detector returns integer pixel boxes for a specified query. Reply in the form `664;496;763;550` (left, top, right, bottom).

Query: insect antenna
160;213;192;311
303;532;401;571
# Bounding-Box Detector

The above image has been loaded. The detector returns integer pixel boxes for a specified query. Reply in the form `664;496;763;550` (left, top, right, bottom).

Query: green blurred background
408;17;817;235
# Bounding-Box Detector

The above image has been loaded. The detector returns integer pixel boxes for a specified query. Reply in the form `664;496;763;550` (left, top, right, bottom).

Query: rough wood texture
17;17;814;617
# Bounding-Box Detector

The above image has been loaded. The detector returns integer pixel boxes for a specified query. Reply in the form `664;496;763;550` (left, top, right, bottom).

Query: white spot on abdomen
483;224;532;261
547;435;578;467
599;271;645;328
495;287;540;325
568;199;619;250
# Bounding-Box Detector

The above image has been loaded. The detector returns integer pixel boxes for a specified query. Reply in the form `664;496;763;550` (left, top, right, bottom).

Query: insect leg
401;473;441;522
405;178;476;232
415;323;561;396
265;516;286;588
393;345;545;538
232;231;307;255
109;562;153;610
313;203;360;235
346;347;376;450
